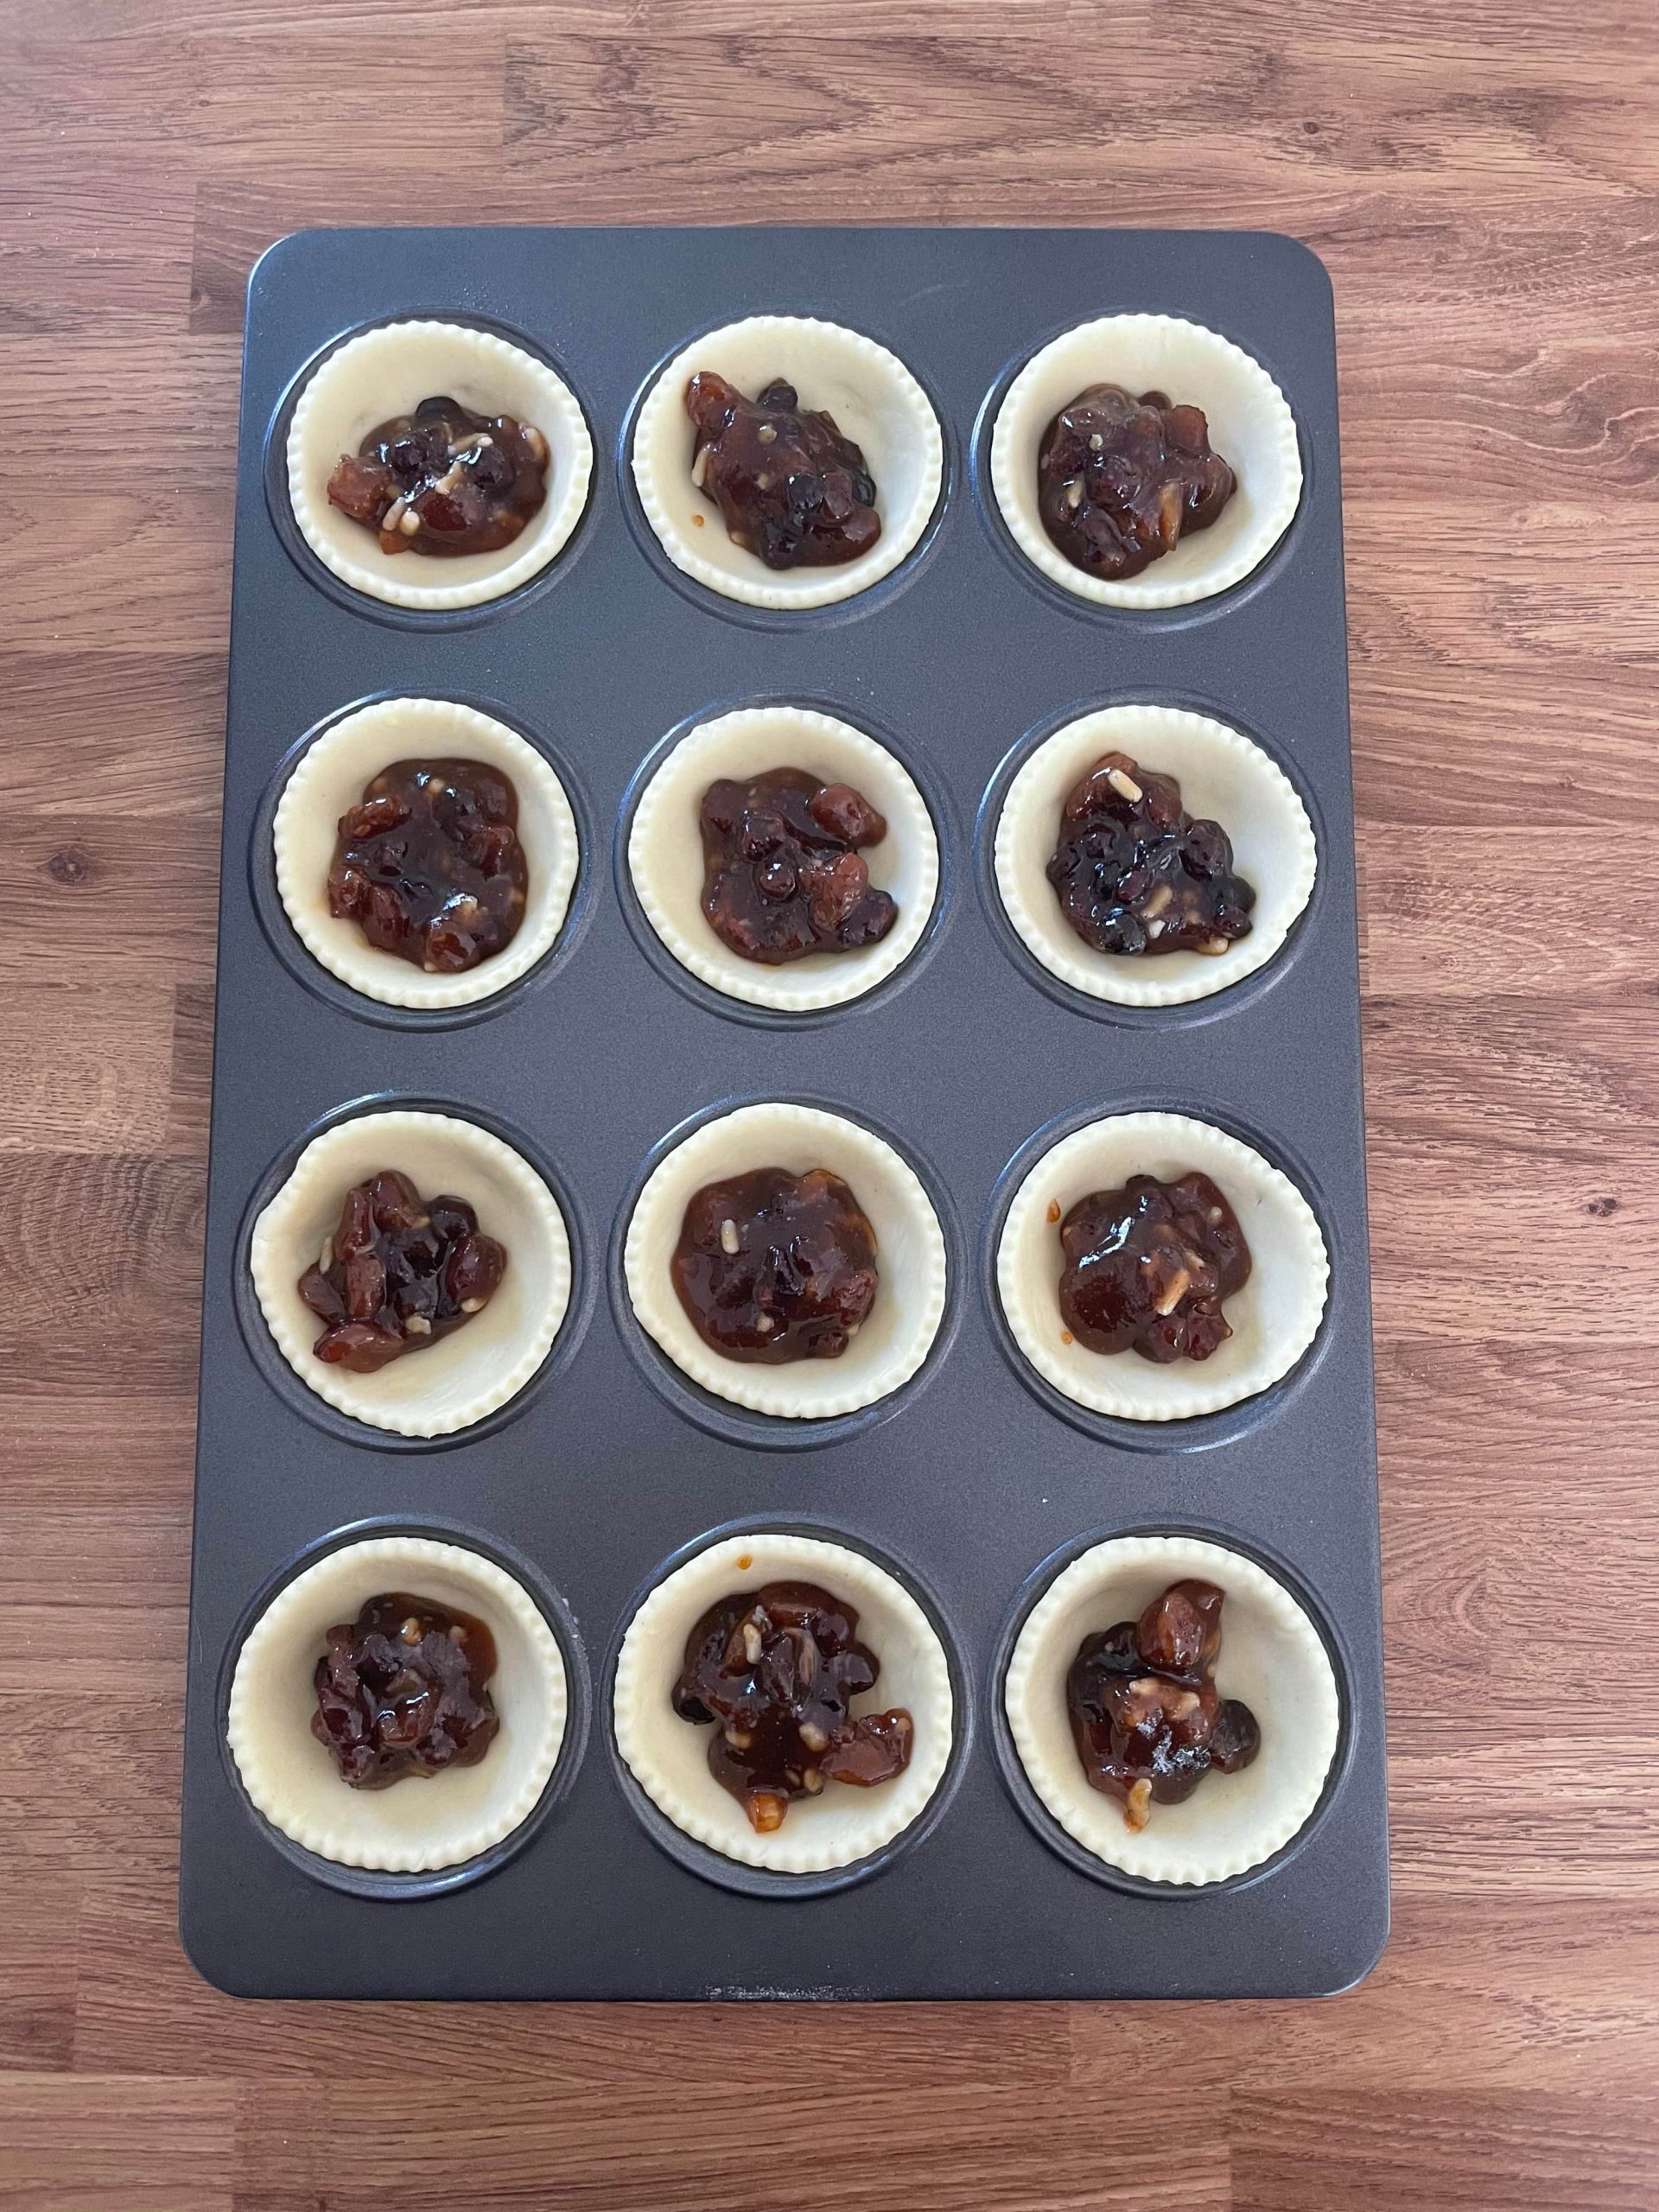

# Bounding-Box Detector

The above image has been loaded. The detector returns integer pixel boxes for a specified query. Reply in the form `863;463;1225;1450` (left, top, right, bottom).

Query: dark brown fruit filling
311;1592;499;1789
672;1580;913;1832
1067;1579;1260;1830
327;757;529;975
1046;750;1255;958
297;1169;507;1373
700;767;898;964
1058;1171;1250;1364
326;395;549;558
1037;384;1235;581
684;371;880;569
671;1166;878;1364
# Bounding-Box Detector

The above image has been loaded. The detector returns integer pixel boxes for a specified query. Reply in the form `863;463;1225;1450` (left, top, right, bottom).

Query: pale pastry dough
274;697;579;1010
251;1109;571;1438
287;319;592;610
624;1103;947;1420
993;704;1315;1008
228;1534;568;1873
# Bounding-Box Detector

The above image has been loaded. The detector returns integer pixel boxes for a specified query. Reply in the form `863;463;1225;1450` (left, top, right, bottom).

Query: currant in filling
699;767;897;963
1046;750;1255;958
1037;384;1234;580
1066;1579;1260;1831
684;371;880;569
297;1169;507;1373
671;1166;878;1363
326;395;549;558
327;757;528;974
672;1580;912;1832
1058;1171;1250;1363
311;1592;499;1789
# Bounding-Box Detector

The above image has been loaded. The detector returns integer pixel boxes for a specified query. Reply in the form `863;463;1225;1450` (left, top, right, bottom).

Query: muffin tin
181;226;1387;1999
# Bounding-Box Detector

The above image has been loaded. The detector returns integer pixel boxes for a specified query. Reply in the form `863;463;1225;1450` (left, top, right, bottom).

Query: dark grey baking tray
180;225;1388;1999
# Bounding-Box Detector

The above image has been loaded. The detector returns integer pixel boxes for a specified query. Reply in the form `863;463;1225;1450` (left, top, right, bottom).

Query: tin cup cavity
234;1095;591;1451
616;696;953;1025
620;311;953;630
218;1516;590;1902
982;1101;1338;1453
982;311;1304;616
612;1095;961;1450
266;311;597;628
251;694;598;1029
978;699;1322;1024
606;1517;970;1897
989;1524;1351;1895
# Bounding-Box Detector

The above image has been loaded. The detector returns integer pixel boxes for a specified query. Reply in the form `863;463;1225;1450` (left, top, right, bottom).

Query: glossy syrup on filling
699;767;896;964
1066;1579;1260;1831
297;1169;507;1373
684;372;880;569
327;396;549;557
1058;1171;1250;1363
671;1166;879;1363
672;1580;912;1832
312;1592;500;1789
1037;384;1234;580
327;757;528;974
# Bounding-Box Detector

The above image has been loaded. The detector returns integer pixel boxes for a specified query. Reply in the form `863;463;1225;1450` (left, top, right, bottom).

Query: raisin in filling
684;371;880;569
700;767;897;964
311;1592;499;1789
297;1169;507;1374
327;757;529;975
1037;384;1235;581
1066;1579;1260;1831
1058;1171;1250;1364
1046;750;1255;958
671;1166;878;1363
326;395;549;558
672;1580;913;1833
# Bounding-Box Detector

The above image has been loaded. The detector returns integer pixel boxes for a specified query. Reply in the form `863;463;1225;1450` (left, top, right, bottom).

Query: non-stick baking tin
181;226;1387;1999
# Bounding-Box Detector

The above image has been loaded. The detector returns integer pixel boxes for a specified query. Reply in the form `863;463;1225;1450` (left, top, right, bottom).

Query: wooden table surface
3;3;1656;2206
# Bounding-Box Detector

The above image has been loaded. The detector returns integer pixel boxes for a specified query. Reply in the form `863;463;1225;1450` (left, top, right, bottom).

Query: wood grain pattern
1;1;1655;2203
